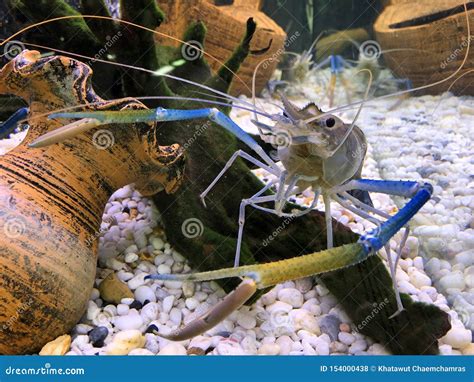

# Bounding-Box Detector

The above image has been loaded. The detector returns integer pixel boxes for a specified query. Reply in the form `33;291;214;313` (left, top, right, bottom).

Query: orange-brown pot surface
0;50;185;354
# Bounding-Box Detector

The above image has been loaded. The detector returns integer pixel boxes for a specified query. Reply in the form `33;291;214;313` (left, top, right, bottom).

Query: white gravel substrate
1;72;472;355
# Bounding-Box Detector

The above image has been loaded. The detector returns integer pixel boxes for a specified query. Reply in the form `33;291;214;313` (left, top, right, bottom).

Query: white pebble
349;340;367;354
124;253;138;263
258;343;280;355
113;312;143;330
134;285;156;303
441;326;472;349
151;237;165;250
278;288;304;308
408;269;432;288
215;341;245;355
162;295;175;313
116;304;130;316
237;312;257;330
169;308;182;325
439;271;465;290
289;309;320;334
338;332;355;345
158;343;187;355
185;297;199;310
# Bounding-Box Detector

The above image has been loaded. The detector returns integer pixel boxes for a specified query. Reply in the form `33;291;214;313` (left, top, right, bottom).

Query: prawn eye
325;117;336;128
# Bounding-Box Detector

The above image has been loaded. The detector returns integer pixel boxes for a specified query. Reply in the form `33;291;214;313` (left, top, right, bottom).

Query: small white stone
289;309;320;334
127;274;146;290
112;186;133;199
134;285;156;304
330;341;348;353
158;343;187;355
72;335;90;350
455;250;474;267
258;343;280;355
162;295;175;313
105;330;145;355
154;254;167;266
124;244;138;254
236;312;257;330
169;308;182;325
439;271;465;290
439;344;453;355
398;280;419;295
441;326;472;349
275;335;293;355
214;340;245;355
408;269;432;289
182;281;196;298
151;237;165;251
302;298;321;316
413;257;424;270
241;336;258;354
116;304;130;316
75;324;93;335
338;332;355;345
185;297;199;310
157;264;171;275
302;340;317;355
368;343;389;355
266;301;293;315
113;312;144;330
141;302;159;322
260;289;277;305
316;284;329;296
189;336;212;352
90;288;100;300
315;340;330;355
349;339;367;354
278;288;304;308
124;253;139;263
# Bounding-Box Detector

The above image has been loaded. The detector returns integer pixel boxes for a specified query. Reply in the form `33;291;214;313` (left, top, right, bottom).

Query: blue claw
358;181;433;253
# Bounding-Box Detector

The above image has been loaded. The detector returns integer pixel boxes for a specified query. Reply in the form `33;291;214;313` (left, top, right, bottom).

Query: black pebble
129;300;143;310
214;331;232;338
88;326;109;347
145;324;159;334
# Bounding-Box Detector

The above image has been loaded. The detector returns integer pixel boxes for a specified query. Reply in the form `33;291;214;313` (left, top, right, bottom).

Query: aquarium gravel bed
2;87;471;356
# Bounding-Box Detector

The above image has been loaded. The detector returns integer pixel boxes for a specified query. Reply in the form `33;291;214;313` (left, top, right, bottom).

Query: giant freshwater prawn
0;3;471;340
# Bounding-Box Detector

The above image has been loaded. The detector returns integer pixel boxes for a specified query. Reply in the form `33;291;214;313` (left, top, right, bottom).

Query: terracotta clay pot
0;50;185;354
155;0;287;96
374;0;474;95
